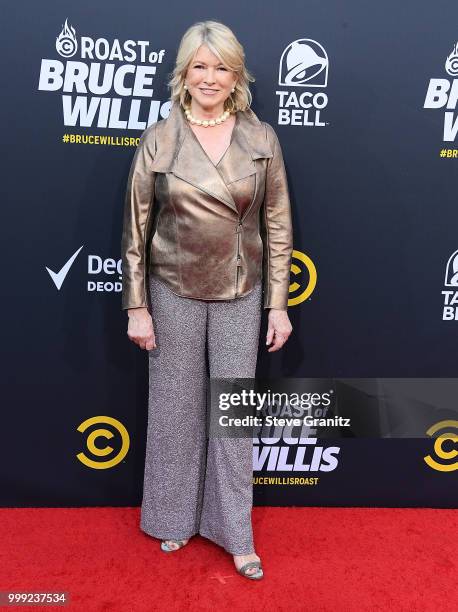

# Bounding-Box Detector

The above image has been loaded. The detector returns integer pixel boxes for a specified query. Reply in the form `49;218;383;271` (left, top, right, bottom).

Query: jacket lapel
173;124;240;213
150;100;273;215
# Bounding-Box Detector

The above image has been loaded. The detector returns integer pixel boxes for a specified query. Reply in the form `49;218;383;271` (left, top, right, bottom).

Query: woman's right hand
127;307;156;350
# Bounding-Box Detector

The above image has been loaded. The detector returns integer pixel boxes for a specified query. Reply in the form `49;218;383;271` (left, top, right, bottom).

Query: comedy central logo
77;416;130;469
441;249;458;320
276;39;329;127
56;18;78;58
37;18;167;130
423;42;458;141
288;249;317;306
424;419;458;472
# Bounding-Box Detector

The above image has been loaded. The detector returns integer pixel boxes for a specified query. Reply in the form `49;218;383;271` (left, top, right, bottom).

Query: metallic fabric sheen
121;100;293;310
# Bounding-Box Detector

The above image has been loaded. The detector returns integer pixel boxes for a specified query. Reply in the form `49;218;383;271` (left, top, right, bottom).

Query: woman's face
185;44;237;113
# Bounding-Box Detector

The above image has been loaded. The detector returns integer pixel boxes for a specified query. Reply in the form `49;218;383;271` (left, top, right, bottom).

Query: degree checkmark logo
46;245;84;290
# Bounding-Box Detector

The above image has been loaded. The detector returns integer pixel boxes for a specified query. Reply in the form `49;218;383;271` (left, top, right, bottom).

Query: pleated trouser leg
140;274;262;555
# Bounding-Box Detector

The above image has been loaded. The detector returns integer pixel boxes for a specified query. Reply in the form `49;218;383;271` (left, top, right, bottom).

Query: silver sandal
237;560;264;580
160;539;188;552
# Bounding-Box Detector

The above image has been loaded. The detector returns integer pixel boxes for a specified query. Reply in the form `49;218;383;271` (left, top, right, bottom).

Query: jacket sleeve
121;123;157;311
261;122;293;310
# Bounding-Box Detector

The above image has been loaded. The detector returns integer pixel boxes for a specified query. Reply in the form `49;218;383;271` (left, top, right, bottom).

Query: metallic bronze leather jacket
121;100;293;311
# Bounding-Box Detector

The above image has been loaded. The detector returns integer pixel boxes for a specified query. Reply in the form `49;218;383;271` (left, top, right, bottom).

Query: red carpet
0;506;454;611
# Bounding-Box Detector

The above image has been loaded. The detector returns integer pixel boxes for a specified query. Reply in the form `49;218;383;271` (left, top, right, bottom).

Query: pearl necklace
184;106;232;127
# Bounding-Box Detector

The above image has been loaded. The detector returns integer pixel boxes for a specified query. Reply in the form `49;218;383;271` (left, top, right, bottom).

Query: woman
121;20;293;580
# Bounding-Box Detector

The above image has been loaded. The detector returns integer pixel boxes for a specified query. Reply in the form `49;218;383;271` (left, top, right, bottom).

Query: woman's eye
193;65;227;70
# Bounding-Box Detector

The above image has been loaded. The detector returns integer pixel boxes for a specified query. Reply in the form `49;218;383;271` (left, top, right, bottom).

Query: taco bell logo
441;249;458;320
279;40;328;87
276;39;329;128
424;42;458;142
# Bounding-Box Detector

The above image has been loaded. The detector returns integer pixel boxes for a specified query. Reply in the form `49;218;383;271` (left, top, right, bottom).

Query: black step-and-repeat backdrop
3;1;458;506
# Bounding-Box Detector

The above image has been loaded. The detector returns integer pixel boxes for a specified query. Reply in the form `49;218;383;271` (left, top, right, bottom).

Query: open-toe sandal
160;539;188;553
237;560;264;580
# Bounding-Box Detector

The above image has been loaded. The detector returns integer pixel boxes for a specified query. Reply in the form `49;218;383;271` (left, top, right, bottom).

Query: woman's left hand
266;309;293;352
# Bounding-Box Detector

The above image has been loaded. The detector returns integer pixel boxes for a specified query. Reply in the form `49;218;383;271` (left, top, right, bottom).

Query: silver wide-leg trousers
140;274;262;555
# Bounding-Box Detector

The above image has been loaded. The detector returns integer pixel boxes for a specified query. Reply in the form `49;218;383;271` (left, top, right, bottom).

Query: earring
184;84;188;90
231;88;235;92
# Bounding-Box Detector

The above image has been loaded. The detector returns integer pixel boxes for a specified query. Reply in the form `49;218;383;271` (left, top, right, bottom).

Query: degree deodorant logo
45;245;123;295
77;416;130;469
424;420;458;472
423;42;458;141
276;39;330;128
288;249;317;306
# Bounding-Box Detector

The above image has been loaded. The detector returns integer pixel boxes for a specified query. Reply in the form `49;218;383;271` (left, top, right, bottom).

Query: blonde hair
168;20;255;113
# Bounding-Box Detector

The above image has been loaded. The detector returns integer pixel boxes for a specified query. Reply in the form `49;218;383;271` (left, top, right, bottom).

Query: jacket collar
150;100;273;214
